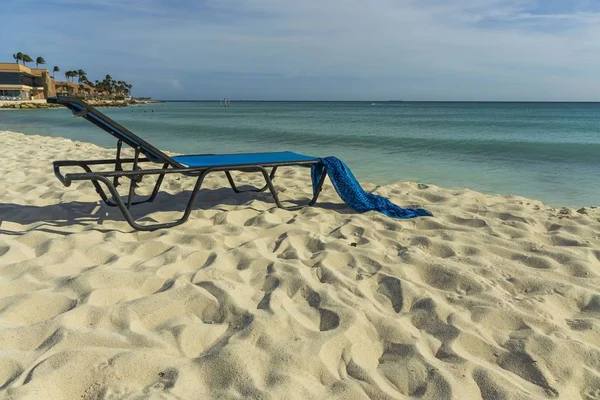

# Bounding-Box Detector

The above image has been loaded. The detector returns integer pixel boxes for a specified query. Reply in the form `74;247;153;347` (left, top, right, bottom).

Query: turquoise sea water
1;101;599;207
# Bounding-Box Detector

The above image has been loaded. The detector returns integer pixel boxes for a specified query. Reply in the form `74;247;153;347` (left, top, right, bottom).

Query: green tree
22;54;33;66
12;52;23;64
76;69;87;83
52;66;60;79
35;56;46;68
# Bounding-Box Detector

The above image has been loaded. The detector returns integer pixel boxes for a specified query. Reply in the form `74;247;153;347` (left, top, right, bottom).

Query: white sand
1;130;599;399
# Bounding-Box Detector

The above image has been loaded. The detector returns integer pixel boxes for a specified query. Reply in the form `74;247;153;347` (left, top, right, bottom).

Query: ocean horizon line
159;99;600;103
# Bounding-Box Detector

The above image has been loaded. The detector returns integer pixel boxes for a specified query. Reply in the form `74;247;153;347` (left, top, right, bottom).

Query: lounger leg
125;148;141;209
146;163;169;202
113;140;124;188
90;170;210;231
258;166;326;211
74;164;115;205
117;162;169;207
103;162;169;208
225;167;277;193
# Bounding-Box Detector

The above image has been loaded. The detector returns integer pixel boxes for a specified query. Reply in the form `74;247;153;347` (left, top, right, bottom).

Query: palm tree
12;52;23;64
98;75;113;95
22;54;33;66
35;57;46;68
52;66;60;79
76;69;87;83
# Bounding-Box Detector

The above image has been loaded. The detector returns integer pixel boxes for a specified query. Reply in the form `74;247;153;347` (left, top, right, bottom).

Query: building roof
30;68;48;77
0;63;49;76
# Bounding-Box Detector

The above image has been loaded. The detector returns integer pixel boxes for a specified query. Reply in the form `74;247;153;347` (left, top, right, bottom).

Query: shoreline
0;99;161;110
1;129;599;398
0;130;590;211
1;126;597;210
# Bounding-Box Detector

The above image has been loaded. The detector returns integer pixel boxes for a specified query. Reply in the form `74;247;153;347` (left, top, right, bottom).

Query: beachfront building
0;63;55;100
55;81;96;97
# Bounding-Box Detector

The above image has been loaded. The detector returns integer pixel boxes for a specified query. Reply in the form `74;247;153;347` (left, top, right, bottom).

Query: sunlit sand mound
1;130;599;399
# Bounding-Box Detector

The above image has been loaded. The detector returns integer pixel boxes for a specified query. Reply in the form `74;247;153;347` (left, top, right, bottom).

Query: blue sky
1;0;599;100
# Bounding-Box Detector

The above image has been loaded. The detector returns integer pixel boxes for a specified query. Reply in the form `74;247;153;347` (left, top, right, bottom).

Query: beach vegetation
35;57;46;68
12;52;23;64
22;54;33;66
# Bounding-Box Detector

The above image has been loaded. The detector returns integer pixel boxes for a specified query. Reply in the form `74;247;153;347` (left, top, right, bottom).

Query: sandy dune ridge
1;130;600;399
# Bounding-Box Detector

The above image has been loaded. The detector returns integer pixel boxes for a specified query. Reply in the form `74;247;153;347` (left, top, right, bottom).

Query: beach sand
1;130;599;399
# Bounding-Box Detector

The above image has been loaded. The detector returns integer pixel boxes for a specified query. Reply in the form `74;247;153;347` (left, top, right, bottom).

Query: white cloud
4;0;600;99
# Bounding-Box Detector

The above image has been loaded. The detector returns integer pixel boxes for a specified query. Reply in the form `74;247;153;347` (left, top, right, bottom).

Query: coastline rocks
0;102;62;109
0;99;159;109
87;100;161;108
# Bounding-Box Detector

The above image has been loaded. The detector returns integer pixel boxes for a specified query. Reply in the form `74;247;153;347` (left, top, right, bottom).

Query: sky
2;0;600;100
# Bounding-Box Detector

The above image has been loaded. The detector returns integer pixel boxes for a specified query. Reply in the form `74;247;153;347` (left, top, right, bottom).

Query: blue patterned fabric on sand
311;157;433;219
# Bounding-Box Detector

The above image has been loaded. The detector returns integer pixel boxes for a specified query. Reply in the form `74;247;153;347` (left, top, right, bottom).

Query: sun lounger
47;96;327;231
47;96;432;231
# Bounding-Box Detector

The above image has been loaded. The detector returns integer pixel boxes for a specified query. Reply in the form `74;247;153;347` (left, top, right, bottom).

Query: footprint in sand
376;276;404;313
257;275;280;311
304;290;340;332
497;352;559;397
472;367;518;400
286;288;340;332
378;342;451;398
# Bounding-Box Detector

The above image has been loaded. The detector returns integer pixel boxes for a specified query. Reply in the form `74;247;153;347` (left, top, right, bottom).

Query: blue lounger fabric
311;156;433;219
172;151;317;168
175;153;432;218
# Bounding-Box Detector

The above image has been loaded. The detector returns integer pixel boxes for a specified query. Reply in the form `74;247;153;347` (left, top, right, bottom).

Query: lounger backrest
47;96;184;167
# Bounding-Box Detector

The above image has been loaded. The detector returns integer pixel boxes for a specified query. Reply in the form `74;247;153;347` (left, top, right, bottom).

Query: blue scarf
311;157;432;219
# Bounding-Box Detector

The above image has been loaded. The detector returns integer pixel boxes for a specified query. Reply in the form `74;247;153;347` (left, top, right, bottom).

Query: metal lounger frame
49;96;326;231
